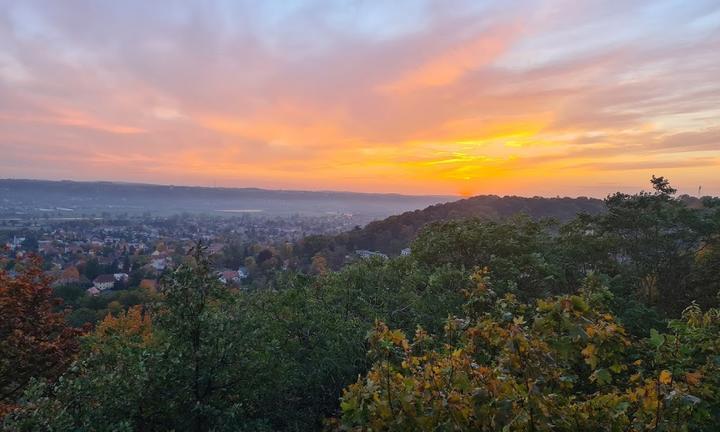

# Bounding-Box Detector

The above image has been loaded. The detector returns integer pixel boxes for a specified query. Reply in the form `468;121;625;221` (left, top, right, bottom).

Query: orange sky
1;1;719;197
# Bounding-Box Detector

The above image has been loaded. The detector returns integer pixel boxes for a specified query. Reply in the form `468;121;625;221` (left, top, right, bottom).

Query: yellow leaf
585;325;596;337
659;370;672;385
581;344;597;358
581;344;598;369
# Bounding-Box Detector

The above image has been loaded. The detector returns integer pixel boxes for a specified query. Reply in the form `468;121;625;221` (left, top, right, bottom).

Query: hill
298;195;607;260
0;179;454;221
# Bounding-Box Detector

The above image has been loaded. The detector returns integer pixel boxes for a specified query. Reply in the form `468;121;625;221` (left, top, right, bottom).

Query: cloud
381;23;523;92
0;0;719;196
656;128;720;152
0;110;146;134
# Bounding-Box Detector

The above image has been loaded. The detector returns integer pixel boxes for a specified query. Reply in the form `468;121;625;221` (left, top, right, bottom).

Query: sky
1;0;719;197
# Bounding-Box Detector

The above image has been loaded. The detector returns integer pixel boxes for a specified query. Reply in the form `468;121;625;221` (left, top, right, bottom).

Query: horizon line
4;176;711;201
0;177;460;199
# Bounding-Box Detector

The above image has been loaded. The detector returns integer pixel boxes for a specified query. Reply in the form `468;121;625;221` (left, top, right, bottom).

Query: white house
113;273;129;282
93;274;116;291
355;250;388;260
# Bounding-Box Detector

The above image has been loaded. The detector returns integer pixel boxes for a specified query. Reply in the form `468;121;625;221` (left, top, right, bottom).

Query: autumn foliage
334;276;720;430
0;255;81;415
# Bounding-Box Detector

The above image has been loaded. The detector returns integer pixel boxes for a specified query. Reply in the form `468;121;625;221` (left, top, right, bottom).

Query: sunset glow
1;0;719;196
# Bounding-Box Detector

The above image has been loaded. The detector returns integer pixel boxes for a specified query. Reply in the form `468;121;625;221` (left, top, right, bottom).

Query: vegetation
334;278;720;431
296;194;606;262
0;256;82;416
2;177;719;430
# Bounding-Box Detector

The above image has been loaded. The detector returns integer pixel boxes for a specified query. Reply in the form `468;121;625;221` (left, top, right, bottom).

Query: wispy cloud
0;0;718;196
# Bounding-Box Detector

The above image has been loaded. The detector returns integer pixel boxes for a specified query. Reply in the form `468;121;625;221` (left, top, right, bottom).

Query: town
0;212;364;326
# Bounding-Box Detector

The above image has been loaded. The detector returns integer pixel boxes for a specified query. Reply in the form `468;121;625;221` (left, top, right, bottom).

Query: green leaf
593;368;612;385
649;329;665;349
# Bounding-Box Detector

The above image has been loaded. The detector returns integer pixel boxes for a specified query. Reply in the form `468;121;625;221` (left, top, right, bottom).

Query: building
219;270;240;284
113;273;129;283
355;250;388;260
93;274;116;291
8;236;25;250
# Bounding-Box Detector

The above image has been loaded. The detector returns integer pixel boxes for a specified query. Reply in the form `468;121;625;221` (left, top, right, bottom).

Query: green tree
4;245;277;431
411;215;562;299
600;176;713;315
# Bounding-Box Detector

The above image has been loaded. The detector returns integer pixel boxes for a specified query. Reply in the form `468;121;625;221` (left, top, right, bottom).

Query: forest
294;194;607;262
2;176;720;431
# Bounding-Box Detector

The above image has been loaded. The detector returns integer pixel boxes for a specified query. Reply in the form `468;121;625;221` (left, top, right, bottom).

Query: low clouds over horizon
1;0;719;197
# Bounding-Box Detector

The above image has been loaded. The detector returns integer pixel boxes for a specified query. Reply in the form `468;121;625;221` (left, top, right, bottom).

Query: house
355;250;388;260
93;274;116;291
400;248;411;256
219;270;240;284
128;242;146;253
97;256;114;267
38;240;54;254
86;287;101;296
113;273;129;282
7;236;25;250
237;266;249;279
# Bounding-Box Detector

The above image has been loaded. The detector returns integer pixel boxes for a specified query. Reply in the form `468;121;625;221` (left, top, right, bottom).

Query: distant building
97;257;113;266
355;250;388;260
400;248;411;256
237;266;249;279
93;274;116;291
219;270;240;284
8;236;25;250
38;240;53;254
113;273;129;282
86;287;101;296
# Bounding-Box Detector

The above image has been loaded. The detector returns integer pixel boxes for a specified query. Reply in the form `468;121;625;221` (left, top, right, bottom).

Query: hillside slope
300;195;606;258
